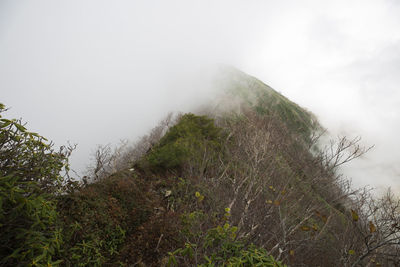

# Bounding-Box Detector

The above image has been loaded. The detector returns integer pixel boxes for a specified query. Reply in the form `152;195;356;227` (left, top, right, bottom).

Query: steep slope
4;70;397;267
57;70;351;266
211;67;321;143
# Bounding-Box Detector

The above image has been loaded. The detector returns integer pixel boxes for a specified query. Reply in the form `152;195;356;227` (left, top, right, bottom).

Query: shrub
58;174;145;266
145;113;224;171
0;104;69;266
168;222;286;267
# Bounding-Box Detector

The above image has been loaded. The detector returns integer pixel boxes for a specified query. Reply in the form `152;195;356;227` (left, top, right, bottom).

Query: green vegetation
218;67;321;143
0;104;67;266
58;174;141;266
169;222;285;267
145;113;224;171
1;69;399;266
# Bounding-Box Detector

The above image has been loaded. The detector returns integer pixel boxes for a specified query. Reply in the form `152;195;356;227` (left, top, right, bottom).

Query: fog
1;0;400;194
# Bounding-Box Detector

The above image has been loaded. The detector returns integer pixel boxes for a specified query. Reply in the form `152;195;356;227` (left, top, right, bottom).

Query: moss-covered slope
212;67;321;143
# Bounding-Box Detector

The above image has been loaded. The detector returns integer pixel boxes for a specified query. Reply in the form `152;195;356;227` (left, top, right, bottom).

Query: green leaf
29;132;41;138
351;209;359;222
204;255;212;263
0;119;11;127
15;123;26;132
167;253;177;267
33;253;46;263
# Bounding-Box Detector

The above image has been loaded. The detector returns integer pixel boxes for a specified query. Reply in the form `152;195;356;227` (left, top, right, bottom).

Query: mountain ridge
1;70;399;266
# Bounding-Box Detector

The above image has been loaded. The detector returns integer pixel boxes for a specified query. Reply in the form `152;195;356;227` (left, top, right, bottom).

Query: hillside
212;67;320;142
1;70;399;266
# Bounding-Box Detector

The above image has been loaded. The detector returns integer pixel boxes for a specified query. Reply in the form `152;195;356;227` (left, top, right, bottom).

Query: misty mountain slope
58;70;371;266
62;70;383;266
211;69;346;216
210;67;322;143
3;71;398;267
212;68;341;207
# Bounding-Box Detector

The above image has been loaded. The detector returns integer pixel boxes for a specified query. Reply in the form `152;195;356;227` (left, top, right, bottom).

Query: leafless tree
86;113;176;181
192;108;385;266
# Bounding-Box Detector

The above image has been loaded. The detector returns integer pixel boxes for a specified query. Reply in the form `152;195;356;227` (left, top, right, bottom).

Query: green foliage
165;176;211;213
1;67;391;267
58;174;144;266
225;246;286;267
0;104;67;266
145;113;223;170
168;222;286;267
224;68;321;144
67;225;125;266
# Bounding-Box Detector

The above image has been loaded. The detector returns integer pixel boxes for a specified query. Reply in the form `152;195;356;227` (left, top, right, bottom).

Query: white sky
1;0;399;193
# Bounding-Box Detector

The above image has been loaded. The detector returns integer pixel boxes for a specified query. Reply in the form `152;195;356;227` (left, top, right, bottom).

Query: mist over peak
2;2;400;264
1;0;400;194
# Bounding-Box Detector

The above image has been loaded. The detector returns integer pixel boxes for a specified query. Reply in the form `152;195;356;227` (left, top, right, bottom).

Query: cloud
1;0;399;193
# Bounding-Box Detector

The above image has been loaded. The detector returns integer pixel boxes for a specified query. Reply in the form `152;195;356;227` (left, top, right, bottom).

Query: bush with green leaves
145;113;224;171
0;104;70;266
168;221;286;267
57;174;140;266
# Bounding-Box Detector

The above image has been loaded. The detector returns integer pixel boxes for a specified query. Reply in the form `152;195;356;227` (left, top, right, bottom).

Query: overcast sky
1;0;399;194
